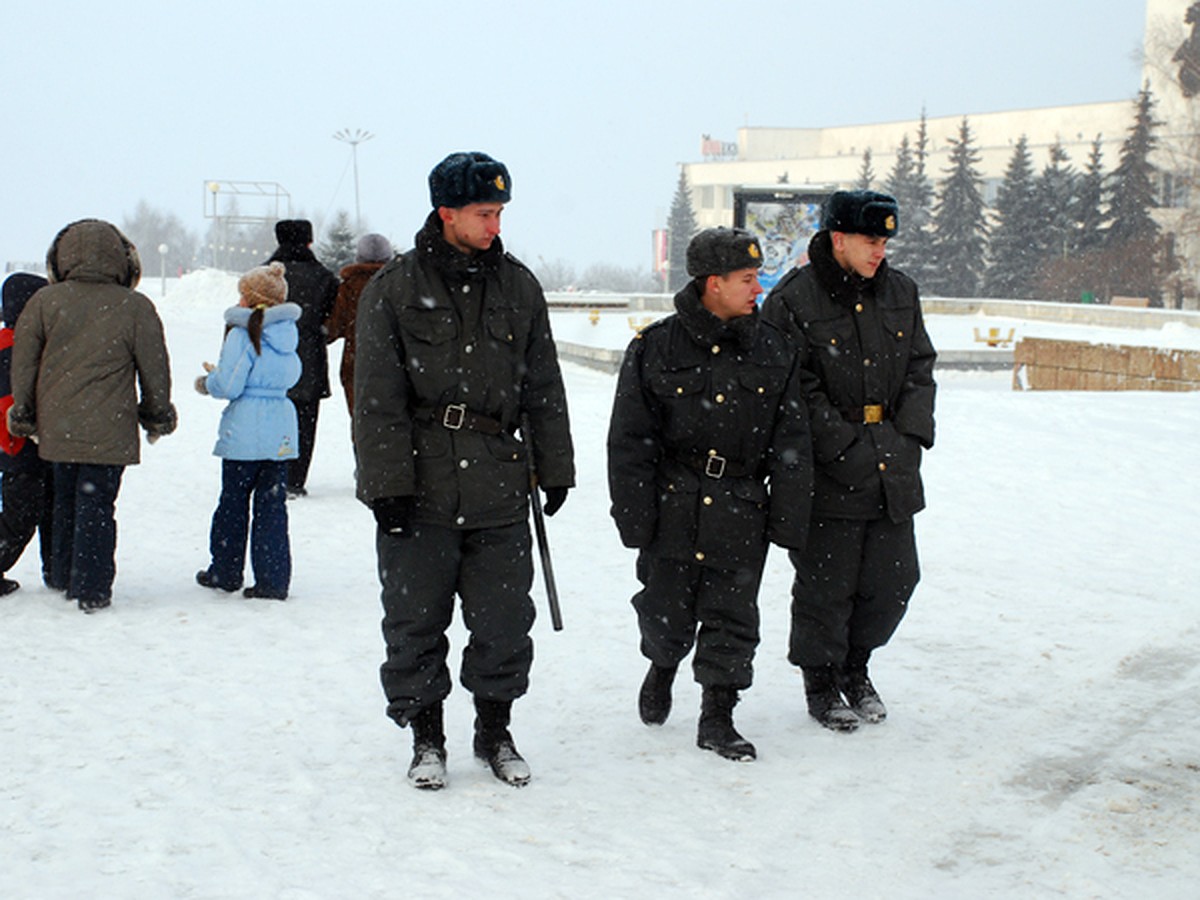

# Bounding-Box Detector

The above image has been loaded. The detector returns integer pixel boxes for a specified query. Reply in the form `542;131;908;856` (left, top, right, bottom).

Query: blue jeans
52;463;124;604
207;459;290;593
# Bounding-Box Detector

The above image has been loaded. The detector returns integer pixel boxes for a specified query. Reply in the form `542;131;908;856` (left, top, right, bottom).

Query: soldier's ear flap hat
429;152;512;209
275;219;314;246
686;227;763;278
822;190;899;237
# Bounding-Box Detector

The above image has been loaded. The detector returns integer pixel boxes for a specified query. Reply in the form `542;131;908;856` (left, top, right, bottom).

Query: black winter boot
638;662;678;725
407;702;447;790
473;698;531;787
838;648;887;724
802;664;861;732
696;686;756;762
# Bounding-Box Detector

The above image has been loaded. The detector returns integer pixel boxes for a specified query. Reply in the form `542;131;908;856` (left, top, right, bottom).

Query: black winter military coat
267;243;338;402
607;282;813;571
353;212;575;530
760;231;936;523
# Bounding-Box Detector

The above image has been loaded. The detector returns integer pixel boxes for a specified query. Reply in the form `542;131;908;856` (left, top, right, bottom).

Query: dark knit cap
429;152;511;209
686;227;763;277
275;219;314;246
821;190;899;237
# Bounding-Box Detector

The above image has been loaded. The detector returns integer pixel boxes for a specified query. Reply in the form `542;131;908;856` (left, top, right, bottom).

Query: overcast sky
2;1;1149;274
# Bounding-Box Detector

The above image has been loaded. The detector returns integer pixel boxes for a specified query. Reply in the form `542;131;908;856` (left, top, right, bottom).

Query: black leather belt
416;404;505;435
677;452;756;480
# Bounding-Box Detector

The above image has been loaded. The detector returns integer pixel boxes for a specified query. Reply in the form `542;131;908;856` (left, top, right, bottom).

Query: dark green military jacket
354;213;574;530
607;282;812;570
761;231;936;523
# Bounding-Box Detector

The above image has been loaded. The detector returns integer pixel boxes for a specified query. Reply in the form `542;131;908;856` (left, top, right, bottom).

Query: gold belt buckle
863;405;884;424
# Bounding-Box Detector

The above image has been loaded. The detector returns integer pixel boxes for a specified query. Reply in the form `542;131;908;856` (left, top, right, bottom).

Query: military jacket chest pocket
880;305;915;348
647;367;706;403
806;315;856;358
737;367;787;400
399;305;457;345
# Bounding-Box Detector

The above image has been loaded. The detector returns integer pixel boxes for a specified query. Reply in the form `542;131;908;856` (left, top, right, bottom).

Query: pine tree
981;136;1039;298
1106;85;1161;247
1074;137;1108;253
856;148;875;190
896;111;938;285
666;170;698;292
1036;141;1079;262
884;135;918;266
928;118;988;297
318;210;357;272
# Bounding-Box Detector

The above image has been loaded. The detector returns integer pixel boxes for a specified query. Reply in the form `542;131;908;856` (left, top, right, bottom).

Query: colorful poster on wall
734;190;828;294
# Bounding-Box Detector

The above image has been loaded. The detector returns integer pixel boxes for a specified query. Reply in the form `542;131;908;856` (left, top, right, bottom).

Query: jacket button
703;496;713;505
711;345;721;354
863;358;871;366
464;344;474;354
456;515;465;524
878;462;887;472
461;285;470;293
676;386;684;395
830;337;838;346
715;394;725;403
695;551;705;561
757;386;764;394
897;330;905;338
855;303;863;312
459;459;469;468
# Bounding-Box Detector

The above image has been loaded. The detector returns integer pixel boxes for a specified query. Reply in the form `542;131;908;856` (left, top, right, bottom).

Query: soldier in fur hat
607;227;813;762
761;190;937;732
354;152;575;790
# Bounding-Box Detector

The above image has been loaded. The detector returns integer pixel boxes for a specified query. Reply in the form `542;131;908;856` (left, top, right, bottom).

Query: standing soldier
761;190;936;732
607;227;812;762
354;152;574;790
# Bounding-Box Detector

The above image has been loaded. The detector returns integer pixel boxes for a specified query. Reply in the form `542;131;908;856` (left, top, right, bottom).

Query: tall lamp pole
333;128;374;232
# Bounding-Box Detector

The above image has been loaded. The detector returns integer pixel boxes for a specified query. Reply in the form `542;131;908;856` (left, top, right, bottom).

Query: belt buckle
442;404;466;430
704;455;727;479
863;404;884;424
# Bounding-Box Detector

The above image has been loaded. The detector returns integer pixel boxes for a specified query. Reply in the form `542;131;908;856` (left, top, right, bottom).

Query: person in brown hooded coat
8;219;176;612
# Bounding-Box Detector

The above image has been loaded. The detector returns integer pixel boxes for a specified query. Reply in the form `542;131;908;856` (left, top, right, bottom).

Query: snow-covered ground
1;270;1197;899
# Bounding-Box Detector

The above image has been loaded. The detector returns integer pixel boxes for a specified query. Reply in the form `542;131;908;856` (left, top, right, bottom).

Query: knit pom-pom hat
238;261;288;308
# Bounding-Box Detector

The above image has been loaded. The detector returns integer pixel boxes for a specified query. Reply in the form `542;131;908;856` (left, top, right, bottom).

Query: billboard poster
734;190;827;294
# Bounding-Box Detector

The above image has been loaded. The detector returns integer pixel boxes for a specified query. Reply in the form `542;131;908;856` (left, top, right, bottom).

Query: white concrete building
681;0;1200;305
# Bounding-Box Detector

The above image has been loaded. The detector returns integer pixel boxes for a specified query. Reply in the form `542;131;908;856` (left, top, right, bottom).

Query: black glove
372;496;415;536
541;486;569;517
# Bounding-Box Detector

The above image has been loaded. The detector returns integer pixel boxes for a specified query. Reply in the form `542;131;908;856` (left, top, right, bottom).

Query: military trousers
786;515;919;668
376;519;535;727
632;551;763;691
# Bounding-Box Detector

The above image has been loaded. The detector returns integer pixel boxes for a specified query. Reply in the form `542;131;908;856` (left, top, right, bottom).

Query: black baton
521;414;563;631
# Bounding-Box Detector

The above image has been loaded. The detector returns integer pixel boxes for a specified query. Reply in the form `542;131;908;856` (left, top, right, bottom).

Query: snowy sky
2;0;1147;271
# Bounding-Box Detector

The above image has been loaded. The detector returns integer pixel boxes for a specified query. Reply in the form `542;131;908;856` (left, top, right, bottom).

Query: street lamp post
333;128;374;232
158;243;169;296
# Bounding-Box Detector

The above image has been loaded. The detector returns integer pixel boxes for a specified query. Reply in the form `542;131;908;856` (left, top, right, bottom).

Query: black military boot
473;698;531;787
638;662;678;725
838;648;887;724
696;686;756;762
406;702;447;790
802;664;861;733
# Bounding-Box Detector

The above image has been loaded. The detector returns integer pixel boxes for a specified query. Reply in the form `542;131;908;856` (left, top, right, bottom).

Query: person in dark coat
354;152;575;790
8;219;177;613
761;190;936;732
266;219;338;498
607;227;813;762
0;273;54;595
325;233;393;420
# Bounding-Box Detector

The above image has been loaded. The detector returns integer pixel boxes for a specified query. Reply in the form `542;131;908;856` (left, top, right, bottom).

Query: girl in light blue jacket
195;262;302;600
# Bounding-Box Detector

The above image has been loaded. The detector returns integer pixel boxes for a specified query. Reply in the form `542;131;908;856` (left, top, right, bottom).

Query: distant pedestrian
7;219;177;612
607;227;813;761
325;233;393;420
266;219;337;498
0;273;54;595
195;261;302;600
761;190;936;731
